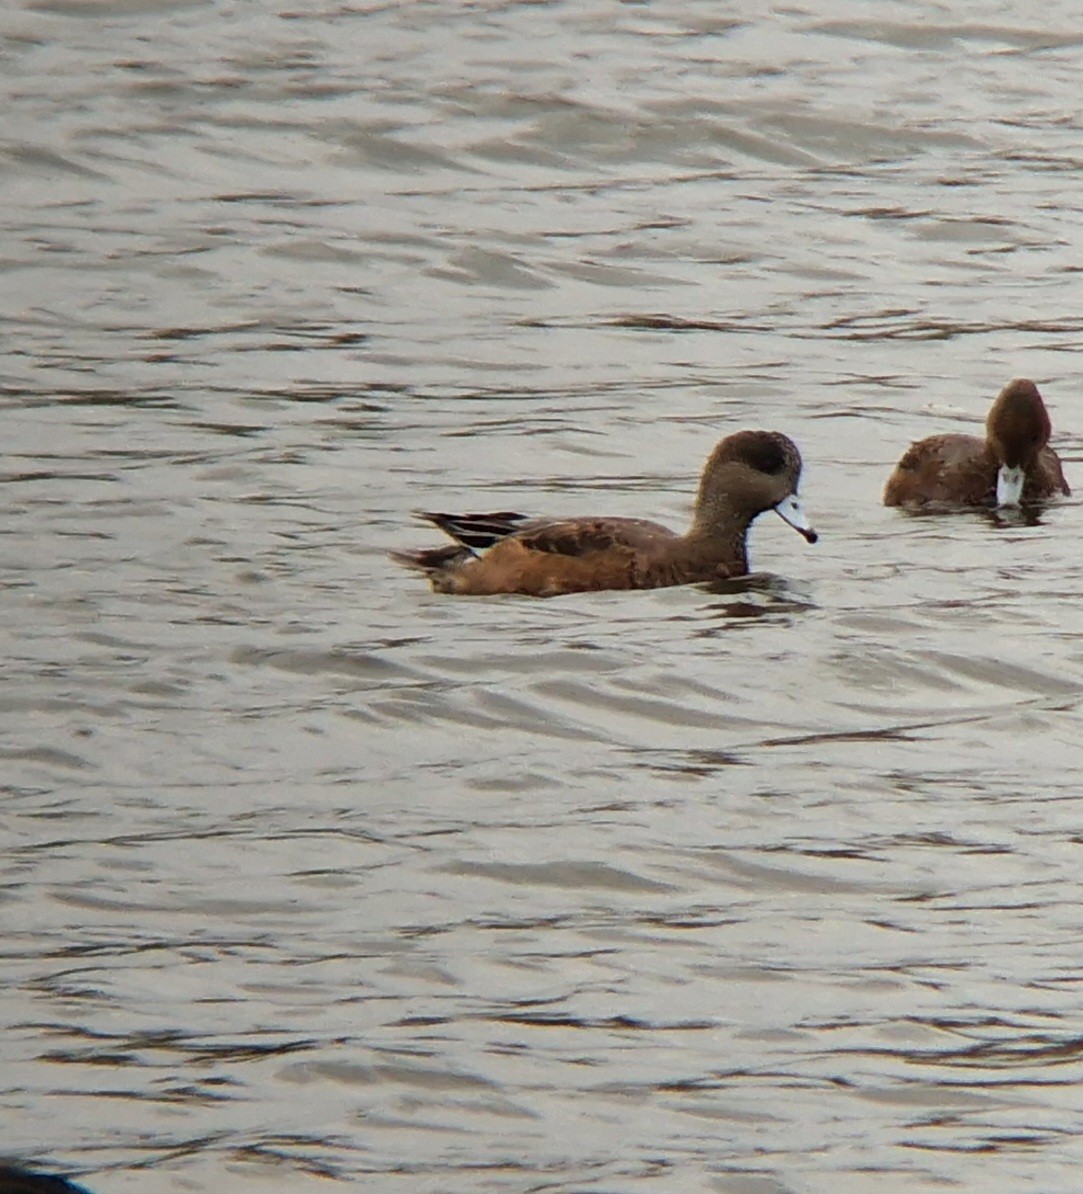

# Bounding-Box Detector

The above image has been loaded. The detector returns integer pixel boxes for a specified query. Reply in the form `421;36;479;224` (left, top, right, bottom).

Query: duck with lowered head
883;378;1070;509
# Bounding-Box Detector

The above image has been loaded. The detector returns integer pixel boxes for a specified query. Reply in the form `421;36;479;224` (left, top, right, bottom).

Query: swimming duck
391;429;817;597
883;378;1069;508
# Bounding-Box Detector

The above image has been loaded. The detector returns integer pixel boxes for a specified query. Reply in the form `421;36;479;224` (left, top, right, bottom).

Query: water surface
4;2;1083;1191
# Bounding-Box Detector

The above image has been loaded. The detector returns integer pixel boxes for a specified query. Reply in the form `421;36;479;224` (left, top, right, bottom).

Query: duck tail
389;544;474;580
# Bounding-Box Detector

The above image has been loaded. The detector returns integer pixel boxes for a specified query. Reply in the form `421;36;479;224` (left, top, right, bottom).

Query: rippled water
5;1;1083;1191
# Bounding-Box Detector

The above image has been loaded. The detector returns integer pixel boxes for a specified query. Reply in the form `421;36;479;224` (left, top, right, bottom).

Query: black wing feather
418;510;531;551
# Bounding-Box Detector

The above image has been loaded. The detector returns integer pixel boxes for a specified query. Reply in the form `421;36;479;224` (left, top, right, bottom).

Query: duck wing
1037;446;1071;497
884;434;991;506
421;511;677;557
418;510;531;551
516;517;677;558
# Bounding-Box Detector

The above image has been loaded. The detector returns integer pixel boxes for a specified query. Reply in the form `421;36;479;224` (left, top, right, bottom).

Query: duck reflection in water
0;1165;94;1194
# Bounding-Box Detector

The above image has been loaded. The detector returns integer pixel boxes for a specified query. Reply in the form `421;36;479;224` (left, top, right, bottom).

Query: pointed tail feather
418;510;530;551
389;544;473;575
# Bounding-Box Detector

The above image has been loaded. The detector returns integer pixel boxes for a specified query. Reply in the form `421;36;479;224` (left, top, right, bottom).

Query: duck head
986;378;1053;507
695;430;818;542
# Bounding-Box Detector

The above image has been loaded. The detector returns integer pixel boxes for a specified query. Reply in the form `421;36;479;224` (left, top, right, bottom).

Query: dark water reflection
5;1;1083;1192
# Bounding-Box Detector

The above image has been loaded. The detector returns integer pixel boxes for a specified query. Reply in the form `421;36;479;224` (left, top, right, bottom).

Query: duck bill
996;464;1025;508
774;493;818;543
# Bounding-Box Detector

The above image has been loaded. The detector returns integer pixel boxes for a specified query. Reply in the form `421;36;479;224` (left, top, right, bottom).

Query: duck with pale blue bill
883;378;1069;509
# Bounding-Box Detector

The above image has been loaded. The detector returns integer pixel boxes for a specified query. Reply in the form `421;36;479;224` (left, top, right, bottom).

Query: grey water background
5;1;1083;1191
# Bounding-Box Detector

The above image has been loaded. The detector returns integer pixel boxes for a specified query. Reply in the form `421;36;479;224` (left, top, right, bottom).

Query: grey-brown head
694;430;817;542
